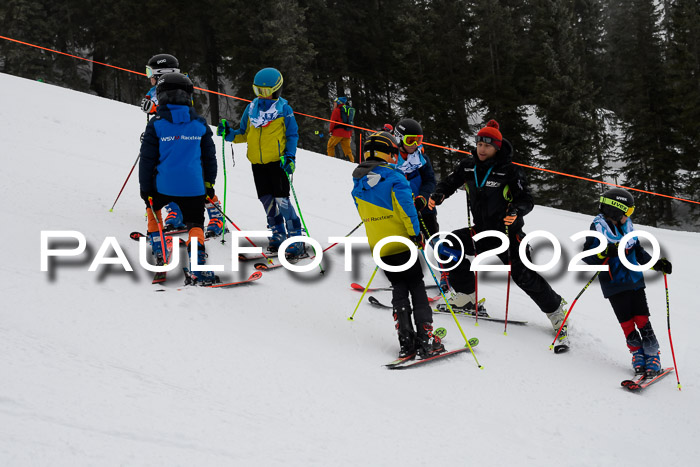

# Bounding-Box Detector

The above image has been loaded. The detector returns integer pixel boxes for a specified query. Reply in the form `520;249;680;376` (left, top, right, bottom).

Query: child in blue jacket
582;188;672;376
139;73;218;284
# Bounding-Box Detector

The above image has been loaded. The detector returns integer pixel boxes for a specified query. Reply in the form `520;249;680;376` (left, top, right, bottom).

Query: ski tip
248;271;263;281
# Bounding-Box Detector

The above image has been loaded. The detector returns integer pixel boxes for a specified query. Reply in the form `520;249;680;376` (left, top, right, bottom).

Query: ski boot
285;228;307;260
267;223;287;252
644;352;662;377
163;203;186;231
438;292;487;316
205;198;225;238
148;231;165;265
393;305;416;358
187;241;218;285
439;271;451;292
631;348;646;375
546;299;570;352
415;323;445;359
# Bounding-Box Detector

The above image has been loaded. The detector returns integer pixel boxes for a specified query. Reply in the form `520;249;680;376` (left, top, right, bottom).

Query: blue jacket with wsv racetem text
139;104;217;197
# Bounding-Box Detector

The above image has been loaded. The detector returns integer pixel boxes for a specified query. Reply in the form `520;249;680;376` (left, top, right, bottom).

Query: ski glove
141;97;154;114
414;195;427;212
204;182;215;200
504;213;518;226
430;192;446;207
409;232;425;249
217;120;233;137
596;243;620;260
652;258;672;274
281;157;296;175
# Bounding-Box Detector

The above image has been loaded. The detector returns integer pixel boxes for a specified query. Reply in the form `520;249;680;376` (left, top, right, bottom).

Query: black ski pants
447;226;562;314
381;250;432;325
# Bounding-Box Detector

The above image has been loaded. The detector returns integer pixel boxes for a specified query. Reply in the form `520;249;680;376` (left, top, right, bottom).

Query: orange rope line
3;34;697;205
514;163;700;205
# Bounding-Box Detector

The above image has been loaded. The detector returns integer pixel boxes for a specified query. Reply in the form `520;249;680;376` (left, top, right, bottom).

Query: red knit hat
476;119;503;149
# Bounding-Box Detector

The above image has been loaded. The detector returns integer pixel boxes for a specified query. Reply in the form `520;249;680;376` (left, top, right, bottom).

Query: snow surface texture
1;72;698;466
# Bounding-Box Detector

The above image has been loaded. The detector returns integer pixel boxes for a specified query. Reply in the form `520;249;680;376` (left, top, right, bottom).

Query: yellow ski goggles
400;135;423;147
600;196;635;217
253;79;283;98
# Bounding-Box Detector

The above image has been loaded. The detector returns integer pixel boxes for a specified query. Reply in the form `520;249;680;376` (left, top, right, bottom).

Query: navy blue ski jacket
139;104;217;197
582;214;653;298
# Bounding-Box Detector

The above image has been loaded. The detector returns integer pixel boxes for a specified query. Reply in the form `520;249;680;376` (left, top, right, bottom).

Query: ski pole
504;205;517;336
504;224;512;336
280;152;324;274
462;184;480;326
206;196;274;264
220;119;228;245
322;221;363;253
348;265;379;321
419;248;483;369
148;196;168;264
549;270;600;350
109;153;140;211
663;274;682;391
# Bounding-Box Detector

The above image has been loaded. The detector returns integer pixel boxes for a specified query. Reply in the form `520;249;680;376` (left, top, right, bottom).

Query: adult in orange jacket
326;96;355;162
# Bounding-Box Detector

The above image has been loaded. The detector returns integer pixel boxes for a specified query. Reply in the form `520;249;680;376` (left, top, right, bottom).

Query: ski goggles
253;80;283;98
475;135;501;145
146;66;180;78
600;196;635;217
399;134;423;147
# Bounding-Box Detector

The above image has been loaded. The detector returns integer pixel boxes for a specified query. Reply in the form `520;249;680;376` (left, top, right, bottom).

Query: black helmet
394;118;423;137
394;118;424;147
156;73;193;106
599;188;635;221
146;54;180;78
363;131;399;162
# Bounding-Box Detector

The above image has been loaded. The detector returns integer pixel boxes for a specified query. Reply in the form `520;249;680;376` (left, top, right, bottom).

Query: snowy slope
1;72;698;466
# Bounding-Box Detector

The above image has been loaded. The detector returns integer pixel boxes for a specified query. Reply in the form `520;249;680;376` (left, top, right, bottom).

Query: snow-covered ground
1;72;698;466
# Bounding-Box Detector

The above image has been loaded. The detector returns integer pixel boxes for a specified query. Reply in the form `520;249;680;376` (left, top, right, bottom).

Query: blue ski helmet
253;67;283;98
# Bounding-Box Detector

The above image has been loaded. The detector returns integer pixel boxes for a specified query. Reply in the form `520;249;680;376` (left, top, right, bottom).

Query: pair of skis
621;368;675;392
364;293;528;326
385;327;480;370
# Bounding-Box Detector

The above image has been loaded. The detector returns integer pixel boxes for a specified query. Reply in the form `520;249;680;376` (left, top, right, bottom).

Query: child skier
582;188;672;376
141;54;224;237
139;73;218;284
428;119;569;349
352;131;444;359
217;67;305;258
393;118;438;237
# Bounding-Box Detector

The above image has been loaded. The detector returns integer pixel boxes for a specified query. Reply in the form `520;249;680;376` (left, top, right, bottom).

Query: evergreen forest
2;0;698;228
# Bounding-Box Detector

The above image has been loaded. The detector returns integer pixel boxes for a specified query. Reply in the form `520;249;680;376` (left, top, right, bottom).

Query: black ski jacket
434;138;533;235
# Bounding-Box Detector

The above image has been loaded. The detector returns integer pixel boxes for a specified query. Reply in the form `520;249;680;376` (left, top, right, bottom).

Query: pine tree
665;0;700;223
467;0;538;179
527;0;603;214
605;0;680;226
